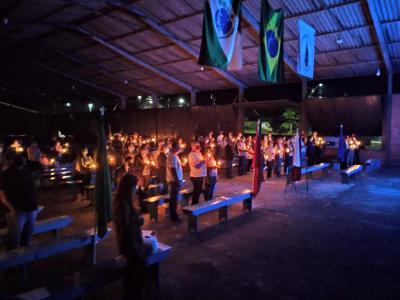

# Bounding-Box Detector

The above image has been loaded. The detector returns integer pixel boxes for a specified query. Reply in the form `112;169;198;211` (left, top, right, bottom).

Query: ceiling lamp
336;33;343;45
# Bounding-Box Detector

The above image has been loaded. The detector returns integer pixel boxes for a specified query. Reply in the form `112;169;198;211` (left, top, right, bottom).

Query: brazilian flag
258;0;284;83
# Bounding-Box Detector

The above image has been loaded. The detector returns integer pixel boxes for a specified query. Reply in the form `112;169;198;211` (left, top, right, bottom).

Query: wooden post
383;72;393;164
237;87;245;134
190;90;196;107
151;94;158;109
300;78;309;137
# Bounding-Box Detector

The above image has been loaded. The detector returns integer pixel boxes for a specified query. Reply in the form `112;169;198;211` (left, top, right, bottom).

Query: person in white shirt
246;139;254;174
204;150;218;201
166;141;183;221
237;136;247;176
188;142;206;205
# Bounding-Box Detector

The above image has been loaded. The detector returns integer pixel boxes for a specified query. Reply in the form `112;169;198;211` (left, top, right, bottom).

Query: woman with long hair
113;173;147;300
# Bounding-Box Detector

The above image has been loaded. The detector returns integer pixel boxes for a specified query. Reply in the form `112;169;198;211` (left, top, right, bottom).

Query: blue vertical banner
297;20;315;79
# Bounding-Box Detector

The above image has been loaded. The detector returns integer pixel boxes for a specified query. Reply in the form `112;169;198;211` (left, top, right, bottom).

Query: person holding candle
264;141;276;180
352;133;361;164
275;138;285;177
204;149;218;201
237;136;247;176
114;155;135;188
74;147;95;201
246;138;254;174
157;144;169;194
188;142;206;205
113;173;149;300
166;141;183;221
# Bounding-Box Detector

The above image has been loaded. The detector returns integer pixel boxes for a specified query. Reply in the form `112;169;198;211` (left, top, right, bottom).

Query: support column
190;90;196;107
121;97;127;110
300;78;309;138
383;72;393;164
151;94;158;109
237;87;244;134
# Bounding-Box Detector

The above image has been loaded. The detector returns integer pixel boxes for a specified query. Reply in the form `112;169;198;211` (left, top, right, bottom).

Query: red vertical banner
252;119;263;196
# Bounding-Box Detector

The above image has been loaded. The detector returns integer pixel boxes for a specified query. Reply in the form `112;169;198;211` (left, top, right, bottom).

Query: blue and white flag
297;20;315;79
198;0;243;70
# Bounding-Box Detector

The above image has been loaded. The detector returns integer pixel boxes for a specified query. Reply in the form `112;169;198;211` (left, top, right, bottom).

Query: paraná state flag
252;119;263;196
258;0;284;83
198;0;243;70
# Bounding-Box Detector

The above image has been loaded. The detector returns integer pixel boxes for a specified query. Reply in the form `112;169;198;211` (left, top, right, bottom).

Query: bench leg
341;175;349;184
164;205;170;218
187;215;198;233
53;228;61;239
243;198;253;212
148;203;159;222
148;262;160;288
219;206;228;221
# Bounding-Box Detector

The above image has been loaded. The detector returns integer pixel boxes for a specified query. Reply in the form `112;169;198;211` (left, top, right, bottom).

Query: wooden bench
147;183;165;197
0;228;111;286
182;189;253;233
301;162;330;177
145;188;192;222
341;164;363;184
364;159;381;173
14;239;172;300
0;215;73;243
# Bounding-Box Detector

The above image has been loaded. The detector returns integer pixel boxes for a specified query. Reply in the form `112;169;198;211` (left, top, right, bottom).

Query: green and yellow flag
258;0;284;83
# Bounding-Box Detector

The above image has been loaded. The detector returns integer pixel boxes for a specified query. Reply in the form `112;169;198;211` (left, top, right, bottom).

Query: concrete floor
2;167;400;299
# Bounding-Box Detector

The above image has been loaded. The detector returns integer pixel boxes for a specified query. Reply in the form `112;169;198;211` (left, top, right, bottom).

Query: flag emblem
297;20;315;78
198;0;243;70
214;1;235;38
258;1;284;83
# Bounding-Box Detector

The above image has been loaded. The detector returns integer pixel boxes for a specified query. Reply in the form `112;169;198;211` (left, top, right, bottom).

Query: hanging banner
198;0;243;70
258;0;284;83
297;20;315;79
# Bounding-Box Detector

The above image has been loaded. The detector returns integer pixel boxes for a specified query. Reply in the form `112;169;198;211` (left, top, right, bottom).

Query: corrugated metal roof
0;0;399;101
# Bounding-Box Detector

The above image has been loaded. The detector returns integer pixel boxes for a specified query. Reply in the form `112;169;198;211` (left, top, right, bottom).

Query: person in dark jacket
224;138;234;179
113;173;148;300
0;152;38;250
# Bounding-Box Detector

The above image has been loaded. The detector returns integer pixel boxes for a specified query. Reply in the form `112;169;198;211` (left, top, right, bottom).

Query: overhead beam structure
71;26;198;93
41;45;154;95
365;0;392;73
110;1;247;89
15;55;126;100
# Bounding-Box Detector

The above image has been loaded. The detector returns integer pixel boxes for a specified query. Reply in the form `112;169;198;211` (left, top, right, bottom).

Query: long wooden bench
145;188;192;222
301;162;330;177
364;159;381;173
341;164;363;184
0;215;73;243
15;239;172;300
0;228;111;286
182;189;253;233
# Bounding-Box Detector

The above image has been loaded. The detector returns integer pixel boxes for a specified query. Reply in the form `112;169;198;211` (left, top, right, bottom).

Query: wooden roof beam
365;0;392;73
71;25;198;93
14;55;126;100
110;1;247;89
40;45;154;95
